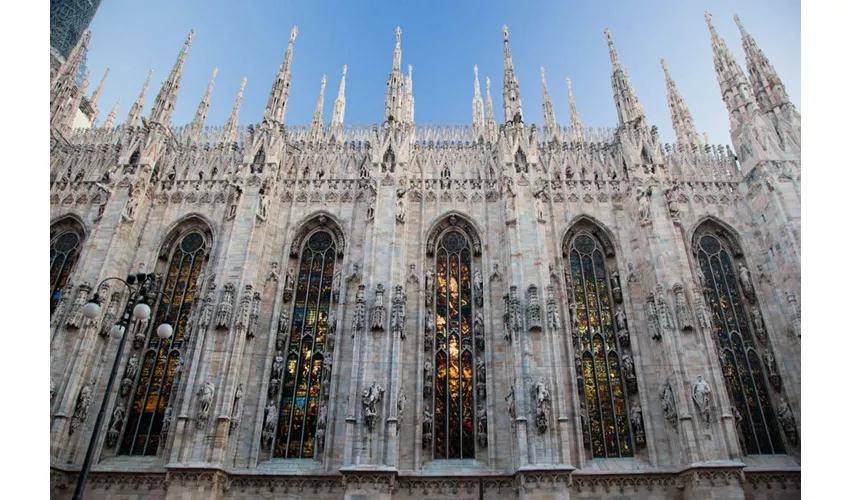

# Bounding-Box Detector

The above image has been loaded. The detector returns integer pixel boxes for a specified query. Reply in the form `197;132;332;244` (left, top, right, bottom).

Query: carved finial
502;24;509;41
290;26;299;42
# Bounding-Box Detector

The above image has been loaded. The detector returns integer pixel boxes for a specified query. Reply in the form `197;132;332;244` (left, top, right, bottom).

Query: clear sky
83;0;800;145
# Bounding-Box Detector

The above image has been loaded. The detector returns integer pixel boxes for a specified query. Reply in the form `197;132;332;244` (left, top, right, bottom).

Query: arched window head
50;219;85;315
119;229;210;456
426;227;486;459
129;148;140;165
265;229;340;459
254;147;266;165
564;221;638;458
693;223;786;454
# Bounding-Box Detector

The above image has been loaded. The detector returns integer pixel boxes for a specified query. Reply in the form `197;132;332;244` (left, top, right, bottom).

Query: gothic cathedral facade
50;13;801;500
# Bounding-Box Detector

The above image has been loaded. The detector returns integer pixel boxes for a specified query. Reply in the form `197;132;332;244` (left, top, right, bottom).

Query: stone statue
257;192;270;220
422;410;433;447
636;187;651;224
474;268;484;306
161;407;173;437
261;403;277;450
506;385;516;422
362;381;385;431
283;269;295;303
247;292;261;339
71;384;93;434
474;311;485;351
751;307;766;343
66;282;92;329
125;353;139;380
614;307;627;332
535;377;551;407
353;284;366;337
622;353;637;393
272;351;284;379
546;286;560;330
370;284;386;331
526;284;542;331
106;402;126;447
425;267;434;295
731;406;746;455
327;309;337;350
332;269;342;303
692;283;712;329
50;378;56;401
396;390;407;429
630;401;645;445
267;262;280;283
569;301;579;337
121;194;138;222
775;397;797;444
692;375;711;425
659;380;678;428
764;351;782;391
579;402;590;447
216;283;235;329
197;381;215;429
424;361;433;397
738;263;755;303
230;383;244;430
664;185;681;223
390;285;406;339
477;406;488;448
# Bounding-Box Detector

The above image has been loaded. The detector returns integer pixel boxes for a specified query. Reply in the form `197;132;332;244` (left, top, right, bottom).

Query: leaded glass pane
50;231;81;315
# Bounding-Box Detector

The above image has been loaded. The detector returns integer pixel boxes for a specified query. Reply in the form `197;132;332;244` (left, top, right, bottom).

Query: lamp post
72;272;173;500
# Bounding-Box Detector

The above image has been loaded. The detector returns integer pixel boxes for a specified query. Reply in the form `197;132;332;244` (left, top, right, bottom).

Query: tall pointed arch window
50;228;83;315
694;226;785;454
267;230;337;458
428;227;485;459
565;225;635;458
119;230;208;455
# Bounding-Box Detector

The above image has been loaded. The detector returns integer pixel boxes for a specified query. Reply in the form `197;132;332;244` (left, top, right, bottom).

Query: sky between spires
82;0;800;146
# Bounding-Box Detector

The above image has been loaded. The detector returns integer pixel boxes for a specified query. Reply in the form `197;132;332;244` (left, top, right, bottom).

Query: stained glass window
568;233;633;458
271;230;336;458
429;229;483;459
695;233;784;454
119;231;207;456
50;231;82;315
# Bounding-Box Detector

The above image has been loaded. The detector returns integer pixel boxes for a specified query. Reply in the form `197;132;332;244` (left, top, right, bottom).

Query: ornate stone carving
750;307;767;344
424;267;434;299
396;389;407;431
390;284;406;339
197;381;215;430
474;311;485;351
98;292;122;337
51;281;73;328
332;269;342;303
655;284;674;331
276;308;290;349
422;409;433;448
645;295;662;341
261;402;277;450
509;286;522;338
425;214;482;257
664;184;681;224
775;397;797;444
120;353;139;396
627;262;640;284
731;406;746;455
763;352;782;391
526;284;542;331
534;377;551;434
477;405;488;448
362;381;385;431
621;353;638;393
660;380;678;429
66;282;92;329
692;282;712;329
352;284;366;338
424;308;434;351
546;284;560;330
474;268;484;307
282;268;294;303
70;383;93;434
692;375;712;425
579;401;590;448
106;402;126;448
423;361;433;397
229;383;244;431
614;306;629;347
235;284;253;334
266;262;280;283
247;292;261;339
506;385;516;423
738;263;756;303
636;187;651;225
630;400;646;445
370;284;386;331
673;283;694;330
610;272;623;303
216;283;235;329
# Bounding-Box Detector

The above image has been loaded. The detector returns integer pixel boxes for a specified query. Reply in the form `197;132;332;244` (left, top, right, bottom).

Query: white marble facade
49;14;800;500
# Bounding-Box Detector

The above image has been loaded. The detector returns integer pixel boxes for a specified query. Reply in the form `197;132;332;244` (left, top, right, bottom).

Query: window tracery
426;227;485;459
50;229;83;316
564;225;638;458
119;230;208;455
693;225;785;454
264;229;338;458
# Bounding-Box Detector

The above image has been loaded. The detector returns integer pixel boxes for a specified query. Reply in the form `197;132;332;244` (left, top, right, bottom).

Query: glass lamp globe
156;323;173;339
109;324;125;339
133;302;151;321
82;301;102;319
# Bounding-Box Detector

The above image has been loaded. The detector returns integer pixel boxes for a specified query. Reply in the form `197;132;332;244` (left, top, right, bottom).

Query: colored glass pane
50;231;81;315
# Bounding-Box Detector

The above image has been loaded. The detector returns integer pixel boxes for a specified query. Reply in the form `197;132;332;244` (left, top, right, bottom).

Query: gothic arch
688;215;745;258
50;214;88;315
561;214;617;258
425;211;483;257
157;214;215;261
288;211;346;259
50;213;89;241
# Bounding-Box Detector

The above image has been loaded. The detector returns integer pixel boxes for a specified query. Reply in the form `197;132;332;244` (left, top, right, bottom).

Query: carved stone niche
426;213;482;257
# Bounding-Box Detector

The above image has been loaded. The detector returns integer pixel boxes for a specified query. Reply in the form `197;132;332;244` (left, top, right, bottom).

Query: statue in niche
390;285;406;339
332;269;341;303
424;267;434;297
327;309;337;350
352;284;366;337
751;307;766;343
370;284;387;331
161;407;173;437
506;385;516;422
424;309;435;350
70;384;93;434
775;397;797;444
362;381;385;431
267;262;280;283
764;352;782;391
692;375;712;425
738;263;756;303
659;380;678;428
477;406;488;448
535;377;551;434
474;311;485;351
261;402;277;450
732;406;746;455
622;353;638;393
474;268;484;306
197;381;215;430
230;383;244;430
422;410;433;447
282;269;295;303
636;187;651;224
216;283;235;329
423;361;433;397
630;401;645;445
272;350;284;379
610;272;623;302
546;285;560;330
105;402;126;447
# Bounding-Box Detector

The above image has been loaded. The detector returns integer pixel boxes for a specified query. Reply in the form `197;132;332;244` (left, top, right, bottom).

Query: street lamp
72;272;173;500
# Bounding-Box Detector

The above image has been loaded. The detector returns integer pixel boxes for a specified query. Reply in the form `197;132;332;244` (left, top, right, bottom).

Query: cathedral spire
88;67;110;123
661;59;701;145
405;64;415;123
222;77;247;144
186;67;217;143
565;78;583;141
734;13;797;116
102;97;120;130
540;67;558;138
485;76;497;141
52;30;90;89
704;11;754;116
264;26;298;124
331;65;347;128
50;30;91;130
125;69;153;129
472;65;485;129
502;25;523;124
605;28;645;126
309;75;327;142
149;30;194;125
384;27;407;124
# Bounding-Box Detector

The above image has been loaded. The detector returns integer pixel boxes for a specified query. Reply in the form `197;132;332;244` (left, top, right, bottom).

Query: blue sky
83;0;800;145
